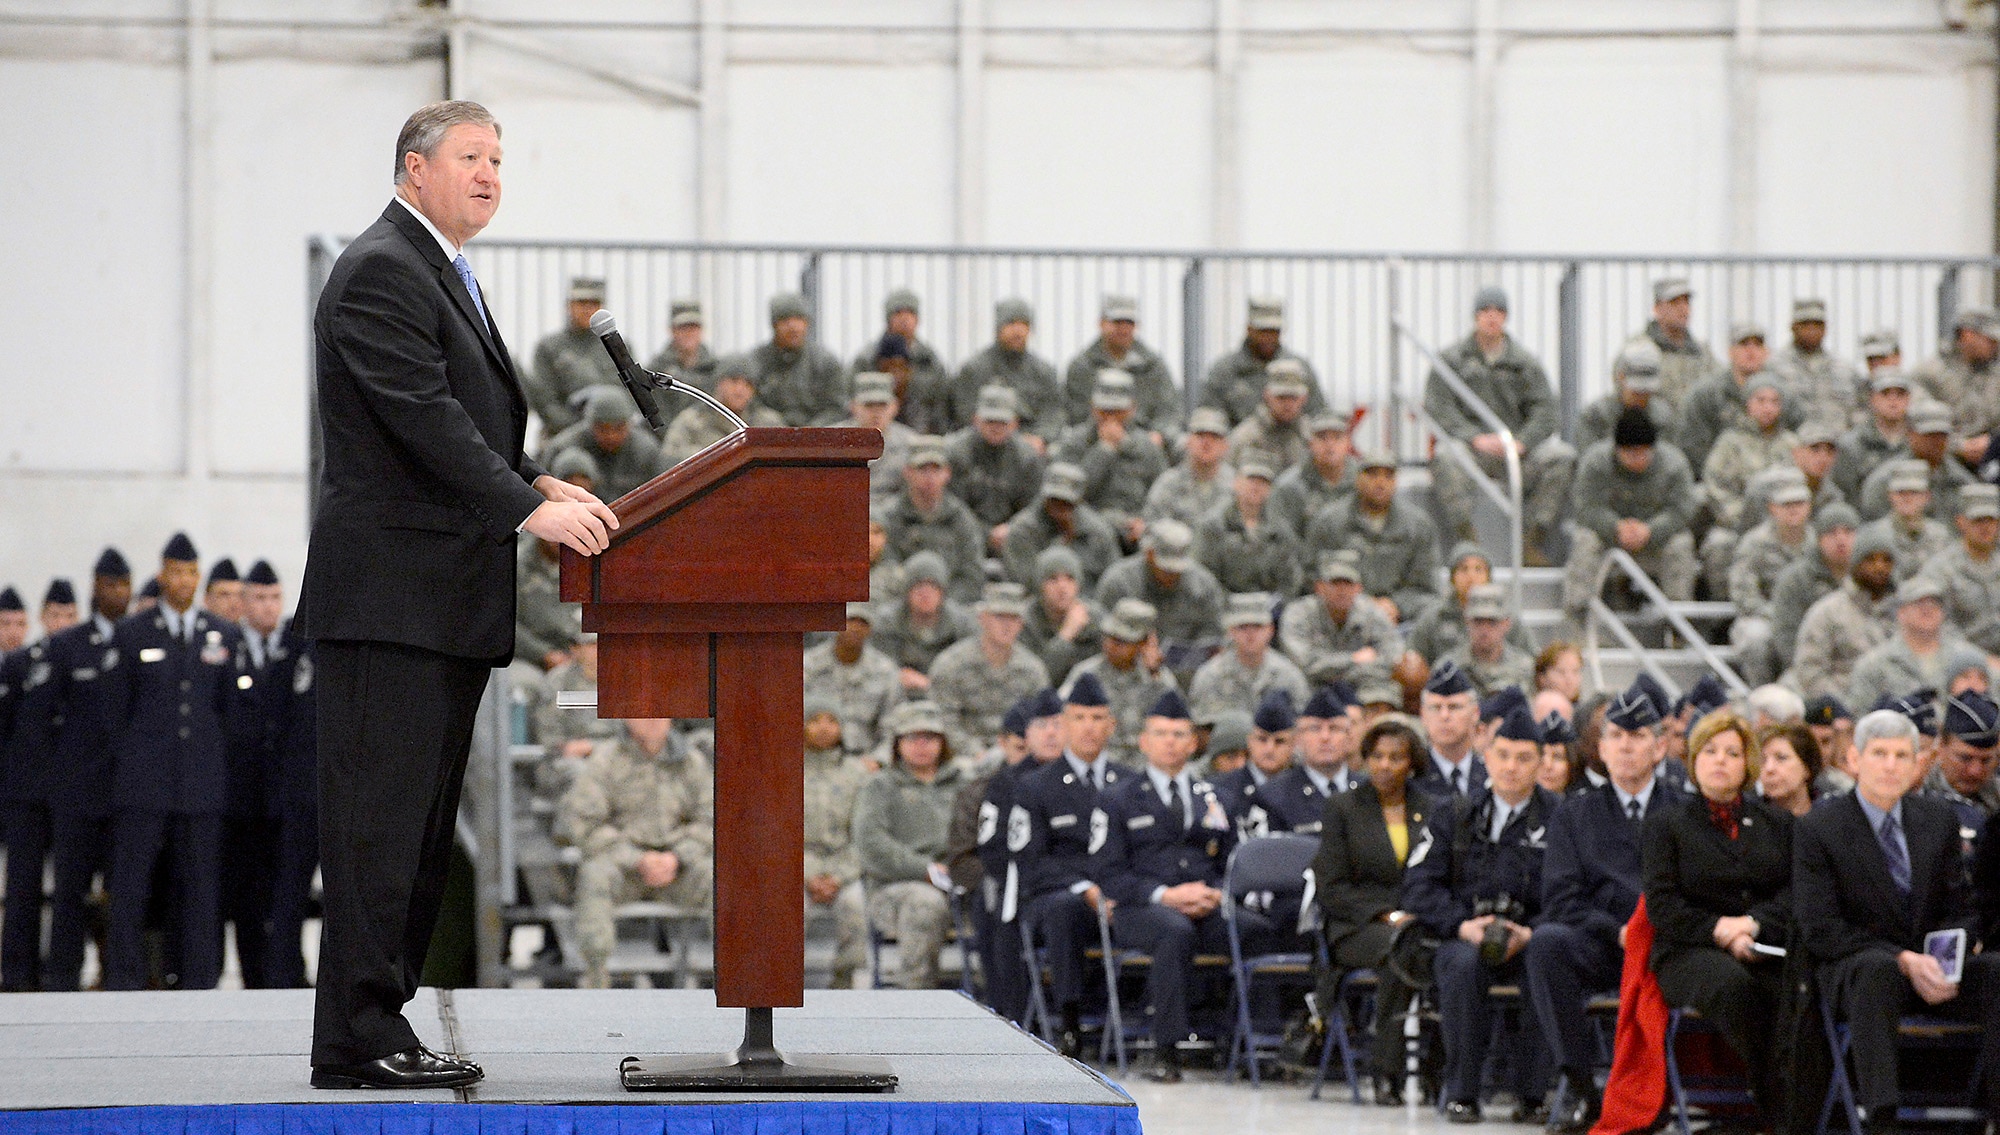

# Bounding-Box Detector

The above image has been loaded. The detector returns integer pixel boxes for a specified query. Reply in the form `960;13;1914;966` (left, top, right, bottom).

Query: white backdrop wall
0;0;1993;613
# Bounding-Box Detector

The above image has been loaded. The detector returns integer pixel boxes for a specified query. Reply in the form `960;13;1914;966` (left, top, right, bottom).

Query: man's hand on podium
526;474;619;555
637;850;681;889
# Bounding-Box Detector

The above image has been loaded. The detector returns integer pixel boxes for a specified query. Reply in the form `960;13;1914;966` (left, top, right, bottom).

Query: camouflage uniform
644;342;720;395
1769;343;1865;428
1831;421;1909;503
1847;632;1972;718
1768;550;1846;670
662;401;785;466
557;733;715;986
1303;497;1444;625
1859;457;1973;523
803;744;870;985
802;640;903;757
1093;556;1227;649
1617;323;1716;412
1267;458;1356;538
1001;501;1121;591
1143;460;1236;531
881;490;988;603
515;539;579;666
1442;641;1538;701
528;325;619;434
840;414;919;506
855;753;970;989
1063;338;1182;439
1226;407;1311;474
542;418;667;503
1786;581;1895;699
1578;395;1677;456
927;638;1050;757
1277;593;1401;688
1019;591;1105;684
1912;349;2000;441
1561;440;1700;621
851;336;954;436
1200;345;1325;427
1404;593;1534;665
1856;514;1952;584
1727;520;1811;682
1921;544;2000;653
945;429;1045;529
1700;424;1800;593
951;347;1063;440
1739;466;1844;536
1063;654;1179;767
1193;503;1306;598
871;597;977;678
1677;371;1806;477
1055;424;1169;536
1424;332;1575;545
1186;648;1309;724
749;340;848;427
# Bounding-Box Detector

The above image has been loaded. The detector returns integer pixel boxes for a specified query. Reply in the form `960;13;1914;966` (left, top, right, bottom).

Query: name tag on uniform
1049;813;1078;829
1127;815;1155;830
139;648;167;664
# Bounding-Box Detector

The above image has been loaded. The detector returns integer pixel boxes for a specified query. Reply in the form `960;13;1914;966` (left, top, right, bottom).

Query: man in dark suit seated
1010;672;1129;1059
1091;690;1243;1082
1796;708;2000;1133
1411;661;1488;803
1527;683;1681;1133
1403;704;1561;1124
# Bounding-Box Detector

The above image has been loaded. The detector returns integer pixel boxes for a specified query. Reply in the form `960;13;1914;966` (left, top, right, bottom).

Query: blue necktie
452;254;488;329
1878;814;1911;893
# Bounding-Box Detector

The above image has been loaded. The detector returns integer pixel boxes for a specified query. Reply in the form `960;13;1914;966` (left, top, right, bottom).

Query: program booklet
1925;927;1967;984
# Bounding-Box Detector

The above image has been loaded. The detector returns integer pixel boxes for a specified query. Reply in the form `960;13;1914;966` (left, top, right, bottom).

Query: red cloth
1591;898;1669;1135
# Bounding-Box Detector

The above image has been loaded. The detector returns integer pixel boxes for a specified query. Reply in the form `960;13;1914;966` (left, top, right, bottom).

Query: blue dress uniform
1090;746;1243;1058
221;573;291;990
0;634;62;990
103;595;251;991
1408;662;1489;805
974;689;1063;1026
40;611;127;990
1213;688;1303;837
1010;674;1128;1048
1527;685;1681;1130
1402;748;1560;1113
264;621;318;989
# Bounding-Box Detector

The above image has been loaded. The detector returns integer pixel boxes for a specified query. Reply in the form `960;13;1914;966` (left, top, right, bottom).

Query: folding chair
1308;963;1377;1103
1222;833;1320;1085
1818;989;1986;1135
1663;1008;1757;1135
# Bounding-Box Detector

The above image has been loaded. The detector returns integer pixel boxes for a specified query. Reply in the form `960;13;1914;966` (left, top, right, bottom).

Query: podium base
619;1008;898;1093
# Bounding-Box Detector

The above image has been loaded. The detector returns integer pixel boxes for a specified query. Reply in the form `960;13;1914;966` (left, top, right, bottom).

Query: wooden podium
558;426;890;1090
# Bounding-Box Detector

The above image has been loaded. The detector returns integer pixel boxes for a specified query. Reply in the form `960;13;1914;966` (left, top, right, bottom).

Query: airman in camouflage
1677;324;1805;476
1142;408;1235;530
944;386;1045;545
1845;575;1968;712
1785;530;1897;700
557;718;715;988
1442;584;1537;700
1911;309;2000;444
1831;367;1913;502
1727;480;1814;684
1406;543;1533;664
542;387;667;502
1859;400;1972;522
1267;411;1357;536
803;602;904;758
871;553;978;692
1699;375;1799;594
1857;462;1953;583
525;277;619;435
950;299;1063;443
1302;452;1442;626
1062;599;1179;766
1737;424;1845;535
661;355;785;465
1560;410;1700;628
1056;369;1170;544
749;292;848;426
515;534;580;672
852;290;954;436
1767;298;1865;428
1767;504;1859;670
1920;484;2000;653
1018;546;1105;683
1224;359;1313;474
1614;278;1716;411
1001;463;1123;591
1192;457;1305;598
1200;297;1326;427
927;583;1051;758
1187;592;1309;724
644;299;721;394
840;371;919;506
880;436;988;603
1578;340;1678;454
1063;295;1183;448
855;700;969;989
1278;551;1406;689
1093;520;1227;666
802;694;869;987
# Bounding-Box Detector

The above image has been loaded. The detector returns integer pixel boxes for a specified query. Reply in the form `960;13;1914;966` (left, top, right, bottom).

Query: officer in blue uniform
1402;702;1560;1124
39;549;133;990
974;687;1064;1025
102;532;251;990
220;559;290;987
255;563;320;989
1212;688;1298;836
1258;685;1359;834
1410;661;1489;803
1528;683;1681;1133
0;579;81;989
1011;671;1129;1057
1091;689;1246;1082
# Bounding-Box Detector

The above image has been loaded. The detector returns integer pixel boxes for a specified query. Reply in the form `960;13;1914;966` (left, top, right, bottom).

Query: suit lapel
1840;794;1913;927
380;204;510;373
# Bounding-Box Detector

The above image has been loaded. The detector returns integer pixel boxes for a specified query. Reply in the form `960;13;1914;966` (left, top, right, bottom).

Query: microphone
588;310;666;429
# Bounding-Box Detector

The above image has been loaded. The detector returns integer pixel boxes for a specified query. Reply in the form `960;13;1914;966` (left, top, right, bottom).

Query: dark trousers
1657;948;1785;1121
1109;904;1234;1045
977;901;1030;1025
1524;921;1621;1084
1027;890;1099;1010
43;812;112;991
1435;938;1549;1106
105;810;223;990
0;802;51;990
265;805;319;989
311;640;487;1067
220;814;280;988
1824;948;2000;1117
1329;920;1419;1079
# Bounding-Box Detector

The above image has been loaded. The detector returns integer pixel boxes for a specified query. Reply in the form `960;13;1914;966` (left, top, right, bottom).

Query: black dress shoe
416;1043;482;1075
1512;1099;1549;1126
311;1046;485;1089
1144;1050;1182;1084
1548;1086;1601;1133
1447;1100;1484;1124
1372;1075;1404;1106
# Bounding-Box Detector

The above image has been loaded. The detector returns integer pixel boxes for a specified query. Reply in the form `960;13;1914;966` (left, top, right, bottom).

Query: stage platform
0;988;1139;1135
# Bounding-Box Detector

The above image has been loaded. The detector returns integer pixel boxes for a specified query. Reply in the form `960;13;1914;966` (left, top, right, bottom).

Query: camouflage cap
1909;400;1953;435
886;699;948;741
1887;460;1931;494
1852;525;1898;563
1961;483;2000;521
1042;461;1086;503
1894;574;1945;608
1144;519;1196;573
1769;478;1812;506
905;434;948;468
975;384;1020;422
1954;308;2000;339
977;581;1030;618
1236;456;1276;482
902;551;949;588
1449;541;1491;571
769;291;810;322
1318;549;1363;583
714;354;755;382
1860;330;1901;360
568;277;606;303
1101;597;1159;642
550;448;602;483
1795;418;1841;447
884;288;920;317
1305;411;1351;435
1743;373;1784;399
1247;296;1285;331
1100;294;1140;322
852;371;894;405
1618;341;1664;391
587;385;637;425
844;600;876;624
1092;369;1136;412
1355;677;1403;708
669;298;703;327
1264;358;1309;397
1356;451;1397;473
1463;583;1509;621
1869;366;1912;393
1792;298;1828;324
995;298;1033;328
1731;321;1767;345
1035;545;1083;583
1222;592;1275;629
1205;710;1253;755
1188;407;1230;436
1653;278;1692;304
1472;286;1508;315
1814;502;1861;535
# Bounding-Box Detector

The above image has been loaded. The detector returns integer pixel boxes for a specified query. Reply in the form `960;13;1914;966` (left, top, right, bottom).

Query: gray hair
1746;684;1805;724
1852;708;1919;754
393;101;500;185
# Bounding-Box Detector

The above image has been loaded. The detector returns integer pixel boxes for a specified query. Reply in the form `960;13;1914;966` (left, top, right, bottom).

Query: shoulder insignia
977;800;999;846
1406;826;1436;869
1006;804;1031;852
1087;808;1109;854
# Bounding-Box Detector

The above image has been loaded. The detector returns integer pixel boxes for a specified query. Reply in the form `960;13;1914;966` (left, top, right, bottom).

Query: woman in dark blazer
1641;710;1795;1127
1313;715;1430;1103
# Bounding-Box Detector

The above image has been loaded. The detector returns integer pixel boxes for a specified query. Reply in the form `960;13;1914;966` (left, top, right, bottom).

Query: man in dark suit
1528;683;1680;1133
1091;689;1243;1082
1796;708;2000;1132
299;101;616;1090
1010;672;1129;1058
1410;660;1488;803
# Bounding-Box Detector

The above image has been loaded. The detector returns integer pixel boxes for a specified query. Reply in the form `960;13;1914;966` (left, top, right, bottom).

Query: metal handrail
1583;548;1751;699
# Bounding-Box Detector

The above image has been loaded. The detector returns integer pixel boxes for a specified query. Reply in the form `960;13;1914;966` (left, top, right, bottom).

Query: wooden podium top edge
606;427;885;530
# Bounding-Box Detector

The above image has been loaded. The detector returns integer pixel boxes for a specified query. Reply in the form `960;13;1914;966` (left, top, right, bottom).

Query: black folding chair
1223;833;1320;1085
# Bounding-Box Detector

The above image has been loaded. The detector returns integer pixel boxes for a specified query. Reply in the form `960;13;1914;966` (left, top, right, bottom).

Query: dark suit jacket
1641;792;1794;969
44;620;129;819
1091;772;1236;907
108;609;248;815
1793;791;1971;966
1409;748;1488;804
1401;784;1560;938
1541;778;1683;945
298;202;547;662
1313;782;1429;949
